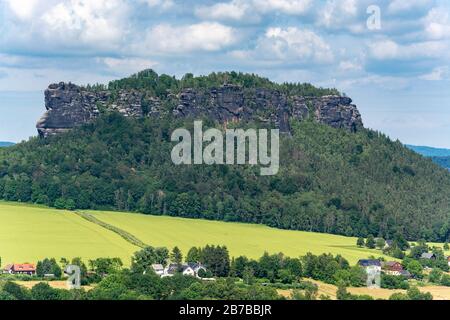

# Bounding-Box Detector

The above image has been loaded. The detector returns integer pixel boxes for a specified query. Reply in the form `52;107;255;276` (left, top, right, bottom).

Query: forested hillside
1;113;449;242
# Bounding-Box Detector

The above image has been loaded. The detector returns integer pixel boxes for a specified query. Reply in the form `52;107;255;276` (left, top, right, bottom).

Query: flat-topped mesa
36;82;363;137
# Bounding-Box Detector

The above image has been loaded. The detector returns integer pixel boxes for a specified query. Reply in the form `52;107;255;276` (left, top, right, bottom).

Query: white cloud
40;0;129;49
420;66;449;81
101;57;158;76
142;22;237;53
142;0;174;10
318;0;358;28
195;0;311;22
424;7;450;40
254;0;312;15
4;0;40;20
339;60;363;72
369;39;448;60
339;74;410;91
265;27;333;63
388;0;431;14
195;0;253;22
233;27;334;65
369;40;400;60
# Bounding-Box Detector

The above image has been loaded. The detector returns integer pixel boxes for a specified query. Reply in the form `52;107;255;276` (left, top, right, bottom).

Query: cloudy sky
1;0;450;147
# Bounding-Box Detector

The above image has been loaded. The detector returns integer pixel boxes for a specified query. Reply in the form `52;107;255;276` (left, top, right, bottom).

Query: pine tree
186;247;202;263
171;246;183;266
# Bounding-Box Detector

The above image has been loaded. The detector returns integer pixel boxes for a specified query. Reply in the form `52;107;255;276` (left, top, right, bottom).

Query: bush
381;275;409;290
2;281;31;300
440;274;450;286
428;269;443;284
54;198;76;210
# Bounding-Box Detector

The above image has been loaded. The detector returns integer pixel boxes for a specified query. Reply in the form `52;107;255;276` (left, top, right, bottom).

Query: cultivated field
0;202;138;264
88;210;393;264
0;201;447;267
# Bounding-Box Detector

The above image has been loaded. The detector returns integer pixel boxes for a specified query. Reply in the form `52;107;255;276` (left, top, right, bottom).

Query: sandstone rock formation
37;82;363;137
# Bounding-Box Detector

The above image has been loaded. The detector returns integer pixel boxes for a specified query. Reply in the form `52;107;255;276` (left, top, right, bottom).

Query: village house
382;261;403;276
151;264;165;277
385;240;394;249
420;253;436;260
3;263;36;275
373;238;394;250
399;270;412;279
358;259;382;272
152;263;208;279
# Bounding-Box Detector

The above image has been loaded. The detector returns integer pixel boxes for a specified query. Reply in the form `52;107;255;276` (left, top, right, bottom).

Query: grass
0;202;138;265
88;210;394;264
0;201;447;267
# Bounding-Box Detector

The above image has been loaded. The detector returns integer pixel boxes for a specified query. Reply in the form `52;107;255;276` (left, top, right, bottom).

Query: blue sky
1;0;450;147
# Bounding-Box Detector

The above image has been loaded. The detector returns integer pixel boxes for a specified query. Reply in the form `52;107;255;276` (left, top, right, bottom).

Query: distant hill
406;145;450;170
0;142;14;147
406;145;450;157
432;157;450;170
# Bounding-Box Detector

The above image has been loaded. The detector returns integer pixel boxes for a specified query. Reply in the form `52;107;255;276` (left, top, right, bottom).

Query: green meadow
1;201;447;266
0;202;137;264
89;210;393;264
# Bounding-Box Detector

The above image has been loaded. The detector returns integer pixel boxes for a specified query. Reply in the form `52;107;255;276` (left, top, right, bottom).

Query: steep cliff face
36;82;363;137
37;83;143;137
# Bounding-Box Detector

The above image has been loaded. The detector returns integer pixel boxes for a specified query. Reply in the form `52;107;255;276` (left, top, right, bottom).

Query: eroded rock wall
37;82;363;137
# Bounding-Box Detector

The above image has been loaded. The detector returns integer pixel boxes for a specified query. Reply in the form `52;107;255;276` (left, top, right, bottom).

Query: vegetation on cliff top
88;69;340;98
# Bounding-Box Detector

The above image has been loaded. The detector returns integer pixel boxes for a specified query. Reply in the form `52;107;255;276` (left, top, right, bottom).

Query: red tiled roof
12;263;36;272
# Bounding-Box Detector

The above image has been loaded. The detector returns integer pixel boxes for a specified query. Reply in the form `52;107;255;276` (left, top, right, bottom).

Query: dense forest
1;109;450;241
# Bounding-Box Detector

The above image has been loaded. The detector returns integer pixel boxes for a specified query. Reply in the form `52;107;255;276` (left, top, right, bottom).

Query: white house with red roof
3;263;36;275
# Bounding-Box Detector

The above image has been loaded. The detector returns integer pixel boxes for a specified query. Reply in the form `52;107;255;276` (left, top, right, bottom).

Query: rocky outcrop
37;82;363;137
37;83;148;137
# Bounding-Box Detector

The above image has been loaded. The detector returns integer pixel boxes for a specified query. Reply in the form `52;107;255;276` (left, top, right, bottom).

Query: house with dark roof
358;259;382;272
157;263;208;279
385;240;394;249
358;259;381;267
400;270;412;279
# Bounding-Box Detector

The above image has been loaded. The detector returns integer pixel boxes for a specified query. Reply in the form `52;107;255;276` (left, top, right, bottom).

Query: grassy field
0;201;446;267
88;210;393;264
0;202;138;264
